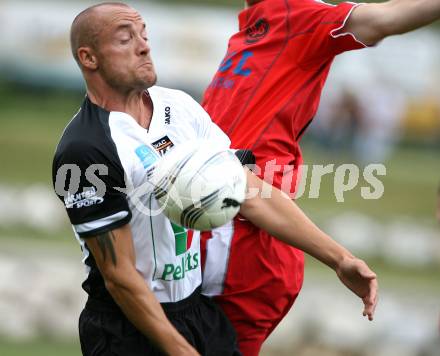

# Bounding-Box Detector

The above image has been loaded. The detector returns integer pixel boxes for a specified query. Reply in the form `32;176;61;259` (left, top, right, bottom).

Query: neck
86;79;153;129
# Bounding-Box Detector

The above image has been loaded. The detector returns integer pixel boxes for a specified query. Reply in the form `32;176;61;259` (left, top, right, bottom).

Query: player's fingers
370;280;379;317
369;277;378;303
363;302;375;321
362;271;377;280
363;298;374;320
370;293;378;320
363;278;378;321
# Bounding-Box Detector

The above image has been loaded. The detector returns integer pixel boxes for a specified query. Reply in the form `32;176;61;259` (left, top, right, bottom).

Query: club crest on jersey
152;135;175;157
245;18;269;44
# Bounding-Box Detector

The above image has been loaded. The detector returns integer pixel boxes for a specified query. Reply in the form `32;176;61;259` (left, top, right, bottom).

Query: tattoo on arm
96;231;117;266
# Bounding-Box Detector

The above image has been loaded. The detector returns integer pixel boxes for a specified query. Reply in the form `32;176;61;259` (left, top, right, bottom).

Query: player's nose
136;36;150;56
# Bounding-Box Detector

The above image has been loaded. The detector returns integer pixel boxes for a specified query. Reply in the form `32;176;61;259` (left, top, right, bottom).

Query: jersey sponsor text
64;187;104;209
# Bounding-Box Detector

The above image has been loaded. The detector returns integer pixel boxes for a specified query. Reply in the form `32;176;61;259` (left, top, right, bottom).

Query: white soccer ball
151;140;247;231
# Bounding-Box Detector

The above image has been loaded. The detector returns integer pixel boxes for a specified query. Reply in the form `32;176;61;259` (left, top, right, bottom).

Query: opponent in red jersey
201;1;440;355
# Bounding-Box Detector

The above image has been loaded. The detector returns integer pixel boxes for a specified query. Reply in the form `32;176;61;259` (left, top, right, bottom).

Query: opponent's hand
335;256;378;321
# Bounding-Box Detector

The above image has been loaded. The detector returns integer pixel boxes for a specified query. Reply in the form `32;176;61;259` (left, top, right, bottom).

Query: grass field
0;339;80;356
298;143;439;221
0;86;438;355
0;86;83;185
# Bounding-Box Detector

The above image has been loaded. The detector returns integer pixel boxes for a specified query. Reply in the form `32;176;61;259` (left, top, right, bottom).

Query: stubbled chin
135;73;157;90
144;73;157;87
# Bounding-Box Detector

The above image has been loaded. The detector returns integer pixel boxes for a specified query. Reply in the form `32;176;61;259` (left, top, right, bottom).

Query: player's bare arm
240;170;378;321
85;224;199;356
345;0;440;45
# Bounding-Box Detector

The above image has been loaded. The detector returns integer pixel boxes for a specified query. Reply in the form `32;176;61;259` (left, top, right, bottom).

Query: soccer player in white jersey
52;3;377;355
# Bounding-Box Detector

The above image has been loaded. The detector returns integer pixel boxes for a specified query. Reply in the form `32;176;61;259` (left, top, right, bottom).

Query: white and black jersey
52;86;231;304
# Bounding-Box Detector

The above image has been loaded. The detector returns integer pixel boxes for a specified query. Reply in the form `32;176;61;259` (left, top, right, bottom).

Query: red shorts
201;219;304;356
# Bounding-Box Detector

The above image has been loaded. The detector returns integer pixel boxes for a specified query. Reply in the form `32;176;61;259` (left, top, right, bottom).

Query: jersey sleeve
290;1;367;67
181;91;231;150
52;139;131;238
198;114;231;151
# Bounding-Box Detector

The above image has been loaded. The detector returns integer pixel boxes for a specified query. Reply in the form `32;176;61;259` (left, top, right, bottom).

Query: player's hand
335;256;378;321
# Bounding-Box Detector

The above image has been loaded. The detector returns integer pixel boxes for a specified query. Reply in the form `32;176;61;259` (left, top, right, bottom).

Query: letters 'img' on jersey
52;86;230;304
203;0;366;194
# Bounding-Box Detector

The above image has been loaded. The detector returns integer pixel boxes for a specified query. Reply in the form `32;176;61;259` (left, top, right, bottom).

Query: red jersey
201;2;367;354
203;0;366;194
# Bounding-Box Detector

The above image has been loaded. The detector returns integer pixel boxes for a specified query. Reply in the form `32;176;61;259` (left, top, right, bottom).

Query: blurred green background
0;0;439;355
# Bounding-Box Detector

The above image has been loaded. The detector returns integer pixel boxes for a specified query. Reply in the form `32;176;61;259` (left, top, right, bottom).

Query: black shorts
79;288;241;356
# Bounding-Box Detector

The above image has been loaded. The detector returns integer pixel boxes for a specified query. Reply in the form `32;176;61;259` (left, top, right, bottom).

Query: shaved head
71;2;156;93
70;2;131;65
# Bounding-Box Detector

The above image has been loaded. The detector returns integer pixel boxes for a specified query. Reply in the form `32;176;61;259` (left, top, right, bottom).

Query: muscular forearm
346;0;440;44
240;171;353;270
105;265;198;355
382;0;440;35
86;228;198;356
240;172;379;320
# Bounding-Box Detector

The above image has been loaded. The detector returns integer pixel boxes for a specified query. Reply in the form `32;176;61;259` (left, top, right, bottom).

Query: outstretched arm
345;0;440;45
85;224;199;356
240;170;378;320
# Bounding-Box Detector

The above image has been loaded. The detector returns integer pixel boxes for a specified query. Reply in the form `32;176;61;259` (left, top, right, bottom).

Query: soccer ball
151;140;247;231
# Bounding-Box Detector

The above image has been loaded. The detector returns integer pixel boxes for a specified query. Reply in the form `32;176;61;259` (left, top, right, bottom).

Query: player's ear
78;47;98;70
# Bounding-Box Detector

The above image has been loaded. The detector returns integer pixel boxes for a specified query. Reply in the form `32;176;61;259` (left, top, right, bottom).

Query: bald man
54;3;234;355
53;2;378;355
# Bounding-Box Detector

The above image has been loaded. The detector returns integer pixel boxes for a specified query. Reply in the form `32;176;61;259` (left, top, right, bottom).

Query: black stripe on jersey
79;213;132;238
